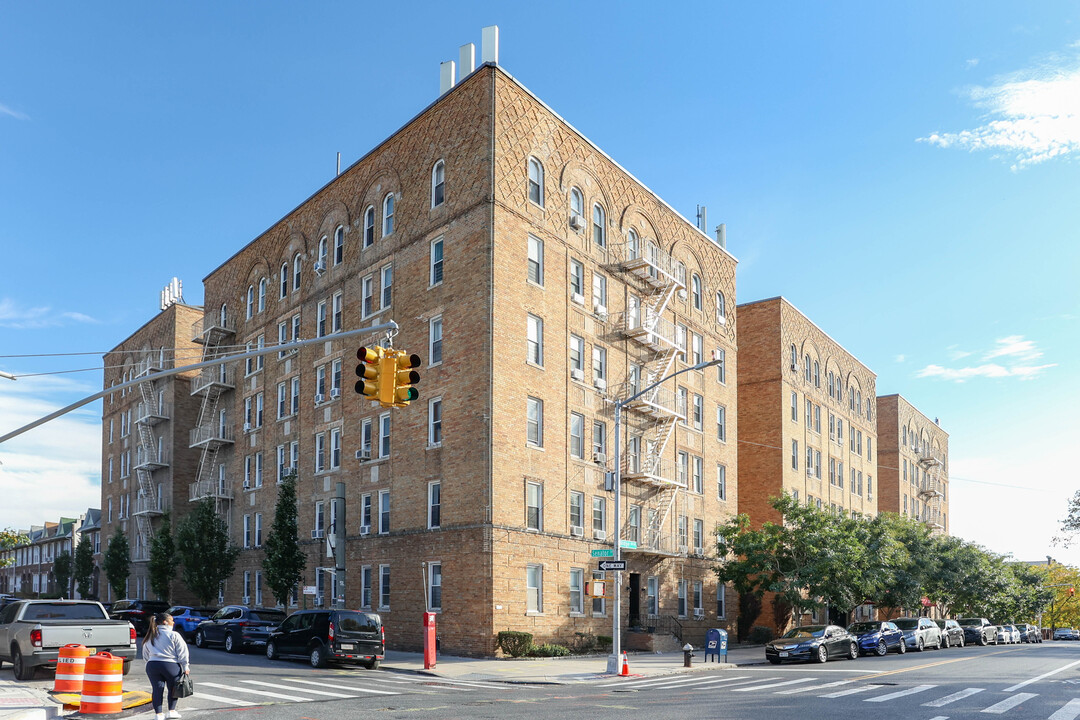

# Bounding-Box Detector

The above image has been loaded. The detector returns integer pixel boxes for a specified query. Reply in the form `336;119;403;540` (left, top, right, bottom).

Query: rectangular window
627;505;641;544
569;335;584;374
360;493;372;531
570;259;584;298
291;376;300;415
526;482;542;531
806;447;813;476
815;450;822;479
791;392;797;421
677;579;687;617
381;264;393;309
814;405;821;433
716;348;726;384
316;364;327;397
255;452;263;487
690;393;702;430
428;562;442;611
276;444;286;481
592;420;607;458
332;292;343;333
527;235;543;285
647;578;659;615
317;300;327;337
330;428;341;469
361;419;372;456
526;564;543;613
362;275;374;318
379;412;391;458
717;463;727;501
526;397;543;447
692;455;703;494
428;481;441;529
243;514;251;548
430;237;444;285
379;565;390;610
277;382;286;418
717;584;726;619
569;568;584;615
255;513;263;547
527;314;544;365
792;440;798;470
332;358;342;395
570;491;584;532
429;315;443;366
378;490;390;534
806;399;812;427
428;398;442;446
678;451;689;487
592;273;607;311
592;346;606;382
716;404;726;441
678;515;688;548
693;518;704;553
692;333;703;365
315;432;326;473
592;570;606;615
592;497;606;538
361;566;372;608
569;412;584;459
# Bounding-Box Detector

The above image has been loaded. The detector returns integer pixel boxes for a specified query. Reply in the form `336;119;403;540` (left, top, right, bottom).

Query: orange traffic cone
620;651;629;676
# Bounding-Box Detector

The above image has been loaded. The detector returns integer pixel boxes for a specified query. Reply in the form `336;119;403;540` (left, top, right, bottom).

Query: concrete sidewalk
381;643;767;684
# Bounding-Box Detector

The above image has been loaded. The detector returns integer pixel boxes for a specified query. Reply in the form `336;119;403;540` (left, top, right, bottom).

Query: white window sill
527;444;544;451
427;443;443;450
525;360;544;370
525;611;544;617
569;612;586;618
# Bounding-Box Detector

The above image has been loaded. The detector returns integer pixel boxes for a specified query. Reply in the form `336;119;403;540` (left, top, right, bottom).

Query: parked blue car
847;620;907;656
167;605;218;640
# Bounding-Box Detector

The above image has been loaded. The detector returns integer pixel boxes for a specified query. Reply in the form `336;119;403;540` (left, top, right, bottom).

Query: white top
142;626;190;672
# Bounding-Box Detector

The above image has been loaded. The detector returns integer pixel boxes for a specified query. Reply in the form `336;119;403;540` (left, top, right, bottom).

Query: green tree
875;513;936;616
148;513;178;602
176;499;240;605
1054;491;1080;548
74;535;96;599
1043;564;1080;630
103;529;131;600
262;471;305;608
53;551;73;597
1;528;28;569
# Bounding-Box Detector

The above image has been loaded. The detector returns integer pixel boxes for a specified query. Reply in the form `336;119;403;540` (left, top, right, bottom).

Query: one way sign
598;560;626;571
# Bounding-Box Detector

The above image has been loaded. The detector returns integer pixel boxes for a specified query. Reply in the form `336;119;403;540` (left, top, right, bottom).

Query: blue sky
1;2;1077;563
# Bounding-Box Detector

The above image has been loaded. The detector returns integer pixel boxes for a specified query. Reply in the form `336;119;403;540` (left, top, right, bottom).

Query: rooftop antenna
160;277;183;311
696;205;707;232
715;223;727;249
337;152;341;177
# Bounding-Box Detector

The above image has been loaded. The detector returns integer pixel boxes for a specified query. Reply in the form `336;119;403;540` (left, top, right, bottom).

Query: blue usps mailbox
705;628;728;662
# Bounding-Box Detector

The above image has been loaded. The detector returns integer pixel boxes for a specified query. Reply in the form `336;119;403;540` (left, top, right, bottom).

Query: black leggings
145;660;182;712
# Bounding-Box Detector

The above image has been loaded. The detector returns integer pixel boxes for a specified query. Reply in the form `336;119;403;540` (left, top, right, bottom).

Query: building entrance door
628;573;640;626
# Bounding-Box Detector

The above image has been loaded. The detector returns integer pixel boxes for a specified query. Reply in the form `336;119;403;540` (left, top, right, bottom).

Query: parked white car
894;617;943;651
996;625;1012;644
1007;625;1022;643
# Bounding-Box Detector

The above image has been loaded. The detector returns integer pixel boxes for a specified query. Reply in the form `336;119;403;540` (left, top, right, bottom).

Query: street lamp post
606;357;721;675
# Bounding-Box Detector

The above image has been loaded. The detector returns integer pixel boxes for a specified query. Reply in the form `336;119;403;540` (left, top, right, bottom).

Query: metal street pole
606;357;721;675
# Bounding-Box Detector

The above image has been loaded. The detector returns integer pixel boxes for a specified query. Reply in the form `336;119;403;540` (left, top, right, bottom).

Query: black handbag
176;673;194;698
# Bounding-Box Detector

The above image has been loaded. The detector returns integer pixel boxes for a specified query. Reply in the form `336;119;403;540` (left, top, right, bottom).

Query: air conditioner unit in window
694;610;705;619
311;529;325;539
330;388;340;399
570;368;584;382
359;525;370;535
594;378;607;391
355;449;371;461
790;362;799;372
678;544;689;554
242;479;251;490
570;292;585;306
592;299;607;316
314;393;325;404
570;526;584;538
569;214;585;232
594;530;607;541
694;547;704;556
314;260;326;275
243;422;252;432
593;451;606;465
315;594;324;606
242;596;251;605
677;288;687;299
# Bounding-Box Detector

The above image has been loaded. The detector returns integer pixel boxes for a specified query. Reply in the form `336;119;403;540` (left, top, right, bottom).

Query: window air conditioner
242;596;250;605
570;368;584;382
315;594;324;606
593;451;606;465
359;525;371;536
314;393;325;404
569;214;585;232
330;388;341;399
311;529;325;539
570;292;585;306
694;547;704;556
791;363;799;372
592;299;607;316
242;479;251;490
570;526;584;538
243;422;252;432
677;288;687;299
594;378;607;391
355;449;371;461
694;610;705;619
314;260;326;275
678;544;689;554
594;530;607;541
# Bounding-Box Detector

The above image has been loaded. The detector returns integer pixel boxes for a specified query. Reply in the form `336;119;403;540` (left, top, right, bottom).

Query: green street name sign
620;540;638;549
590;548;615;557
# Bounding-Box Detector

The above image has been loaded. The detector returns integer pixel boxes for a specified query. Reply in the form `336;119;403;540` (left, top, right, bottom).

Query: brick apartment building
100;302;204;602
0;512;96;598
107;57;739;654
876;394;950;533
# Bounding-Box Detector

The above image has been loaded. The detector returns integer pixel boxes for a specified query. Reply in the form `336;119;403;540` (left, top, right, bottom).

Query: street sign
598;560;626;571
303;585;317;595
590;548;614;557
619;540;638;549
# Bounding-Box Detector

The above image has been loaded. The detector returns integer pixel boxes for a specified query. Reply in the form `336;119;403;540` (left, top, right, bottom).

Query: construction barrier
53;644;91;693
79;652;124;715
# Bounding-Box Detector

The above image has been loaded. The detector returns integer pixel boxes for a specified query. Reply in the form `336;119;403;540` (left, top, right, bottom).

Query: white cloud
983;334;1042;361
0;298;100;329
947;345;972;361
0;102;29;121
916;362;1055;381
917;335;1055;382
918;46;1080;169
966;58;980;69
895;354;906;363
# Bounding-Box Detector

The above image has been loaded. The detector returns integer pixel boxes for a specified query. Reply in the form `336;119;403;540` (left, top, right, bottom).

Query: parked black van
266;609;384;669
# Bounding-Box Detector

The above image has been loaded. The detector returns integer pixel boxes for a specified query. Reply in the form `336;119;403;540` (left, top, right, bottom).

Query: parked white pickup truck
0;599;137;680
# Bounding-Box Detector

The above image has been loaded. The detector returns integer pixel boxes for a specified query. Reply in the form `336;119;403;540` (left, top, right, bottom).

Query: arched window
527;157;544;206
715;291;726;323
219;303;228;327
790;344;797;370
691;274;702;311
828;371;834;396
431;160;445;207
570;187;584;222
627;228;639;260
813;361;820;387
246;286;255;319
592;204;606;247
333;225;345;265
363;206;375;247
804;354;811;382
318;236;328;268
382;193;395;236
279;263;288;298
293;253;302;292
257;278;267;312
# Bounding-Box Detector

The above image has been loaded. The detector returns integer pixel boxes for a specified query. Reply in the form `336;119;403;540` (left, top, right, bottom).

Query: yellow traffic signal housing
355;346;384;400
356;346;422;408
392;352;422;406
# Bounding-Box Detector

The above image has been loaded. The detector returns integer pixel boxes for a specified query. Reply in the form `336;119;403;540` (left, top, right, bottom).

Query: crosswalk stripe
927;716;949;720
1048;698;1080;720
981;692;1038;714
283;678;401;695
776;680;851;695
731;678;816;692
865;685;937;702
820;684;885;698
245;680;356;698
596;675;711;688
638;676;738;690
189;691;257;706
923;688;985;707
388;675;513;690
201;682;312;702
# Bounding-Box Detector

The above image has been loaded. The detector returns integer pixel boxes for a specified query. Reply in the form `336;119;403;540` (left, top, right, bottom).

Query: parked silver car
995;625;1012;644
894;617;943;651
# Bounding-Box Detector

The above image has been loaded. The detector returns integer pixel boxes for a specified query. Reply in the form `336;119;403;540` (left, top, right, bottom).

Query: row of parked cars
110;602;385;670
765;616;1044;664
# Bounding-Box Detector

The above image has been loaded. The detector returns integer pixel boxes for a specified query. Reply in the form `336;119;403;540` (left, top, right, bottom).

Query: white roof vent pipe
481;25;499;64
715;223;727;249
439;60;457;96
459;43;476;78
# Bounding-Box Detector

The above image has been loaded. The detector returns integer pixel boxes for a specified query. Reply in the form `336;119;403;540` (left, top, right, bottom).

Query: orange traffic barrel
79;652;124;715
53;644;91;693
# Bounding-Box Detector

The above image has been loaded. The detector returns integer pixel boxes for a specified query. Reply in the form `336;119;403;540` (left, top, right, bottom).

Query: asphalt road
4;639;1080;719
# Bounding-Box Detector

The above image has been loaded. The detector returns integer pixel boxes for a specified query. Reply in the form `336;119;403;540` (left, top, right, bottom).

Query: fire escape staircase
916;447;946;530
189;316;236;520
131;355;167;562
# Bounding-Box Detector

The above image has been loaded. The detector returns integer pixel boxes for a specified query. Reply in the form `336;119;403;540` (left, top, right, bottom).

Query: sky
1;2;1078;563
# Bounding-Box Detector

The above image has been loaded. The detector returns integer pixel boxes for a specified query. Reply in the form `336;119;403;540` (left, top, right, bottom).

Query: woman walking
142;612;190;720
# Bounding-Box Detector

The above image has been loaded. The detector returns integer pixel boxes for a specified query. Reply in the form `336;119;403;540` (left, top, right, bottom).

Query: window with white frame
361;418;372;456
693;580;703;616
359;493;372;532
361;275;374;318
526;314;544;366
691;393;703;430
527;235;543;285
526;481;542;531
290;376;300;415
363;206;375;247
428;562;442;611
316;365;327;398
592;204;606;247
330;428;341;469
569;335;584;376
592;420;607;459
246;285;254;319
318;236;328;269
382;193;395;236
431;160;445;207
428;397;442;446
316;300;327;337
378;490;390;534
570;491;584;533
333;225;344;265
570;259;584;298
243;514;251;548
255;513;263;547
692;333;703;365
570;187;583;222
315;433;326;473
292;253;302;291
716;347;726;383
592;273;607;311
280;262;288;298
381;264;392;308
527;157;544;206
647;577;658;615
717;583;727;618
526;396;543;447
428;481;441;529
592;345;606;384
331;358;342;395
677;579;687;617
678;515;688;548
792;439;798;470
379;412;391;458
426;315;443;366
691;274;702;311
379;565;390;610
359;566;372;608
692;455;703;494
718;463;727;501
569;412;584;459
332;292;342;332
569;567;584;615
716;291;726;323
593;570;606;615
430;237;444;285
258;278;267;312
526;564;543;613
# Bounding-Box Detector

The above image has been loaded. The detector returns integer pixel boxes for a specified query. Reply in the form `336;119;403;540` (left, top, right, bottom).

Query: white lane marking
1049;698;1080;720
386;675;518;689
245;680;356;698
731;678;817;692
200;682;312;702
776;680;852;695
283;678;401;695
927;717;949;720
638;676;748;690
595;675;718;688
865;685;937;702
1005;660;1080;692
188;692;254;706
981;692;1039;714
820;684;885;698
683;677;766;690
923;688;985;707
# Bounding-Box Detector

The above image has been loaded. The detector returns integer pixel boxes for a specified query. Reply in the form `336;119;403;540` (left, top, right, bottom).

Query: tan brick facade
876;394;950;533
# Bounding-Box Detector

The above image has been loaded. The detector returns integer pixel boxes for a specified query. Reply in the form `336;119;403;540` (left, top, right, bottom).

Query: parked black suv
109;599;171;634
266;609;384;669
193;606;287;653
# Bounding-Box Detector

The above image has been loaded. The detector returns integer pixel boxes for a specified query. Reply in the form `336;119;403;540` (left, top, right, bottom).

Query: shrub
530;643;571;657
596;635;613;649
748;625;775;644
497;630;534;658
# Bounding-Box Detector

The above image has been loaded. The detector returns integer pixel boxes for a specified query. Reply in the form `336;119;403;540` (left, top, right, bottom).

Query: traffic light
355;346;384;400
392;352;422;406
1069;587;1075;598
